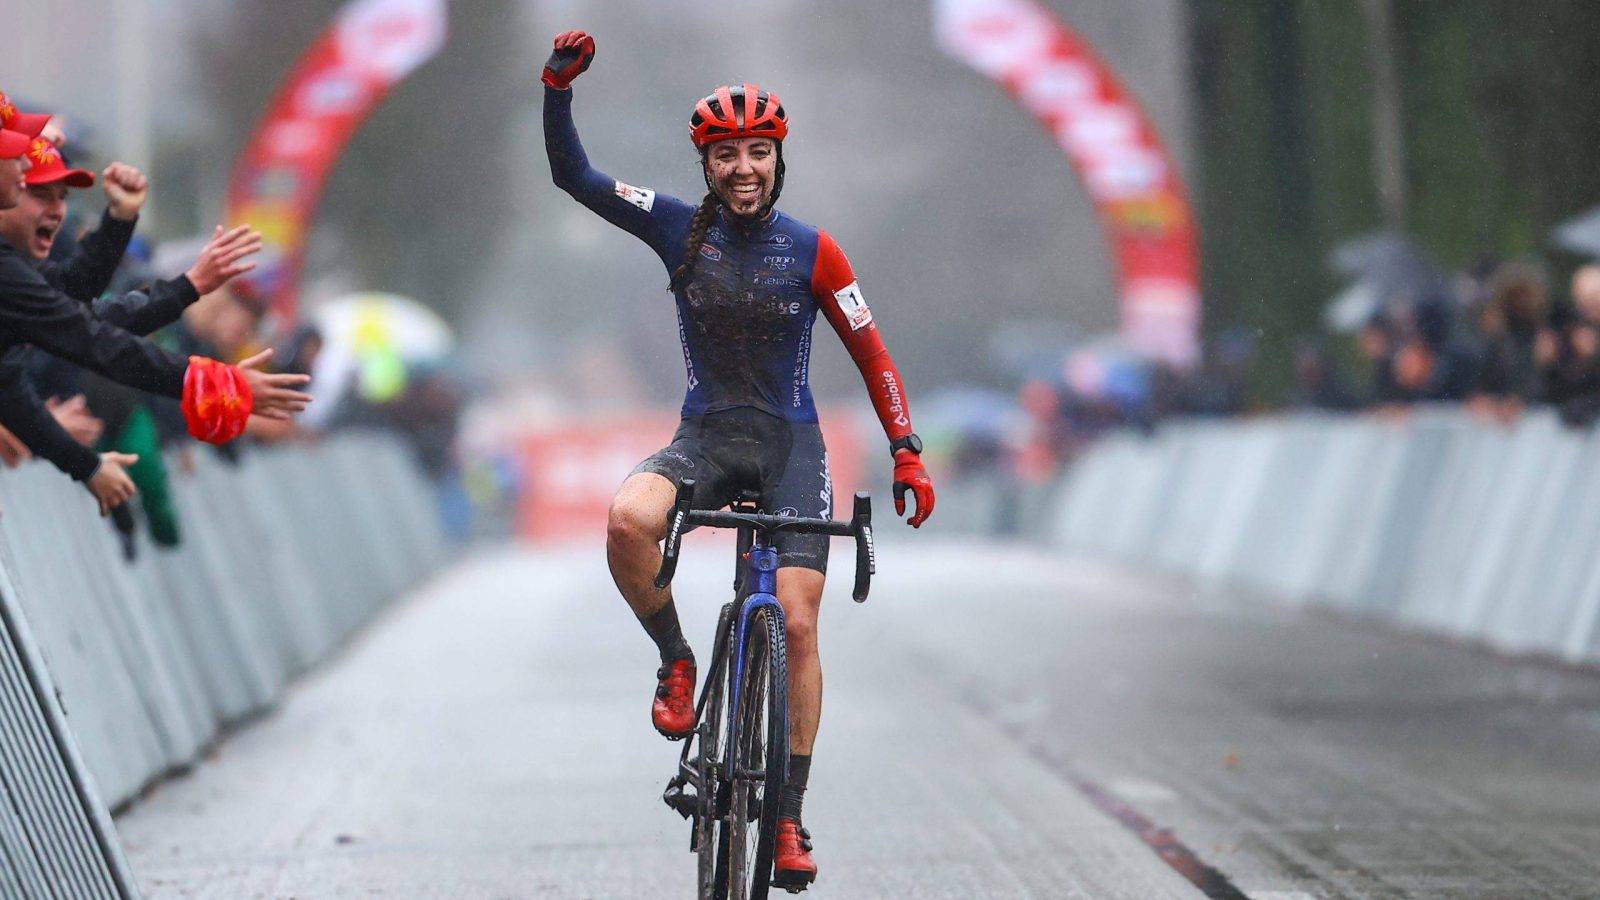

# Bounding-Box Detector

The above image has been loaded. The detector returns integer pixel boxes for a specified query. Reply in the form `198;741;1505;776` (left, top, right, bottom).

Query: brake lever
653;478;697;590
851;492;874;602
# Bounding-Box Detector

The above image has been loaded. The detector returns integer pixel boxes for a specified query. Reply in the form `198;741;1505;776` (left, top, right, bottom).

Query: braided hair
670;190;720;293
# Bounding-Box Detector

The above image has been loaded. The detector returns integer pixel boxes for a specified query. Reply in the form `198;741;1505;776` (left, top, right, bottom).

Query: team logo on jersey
833;281;873;330
882;370;909;428
769;233;793;251
660;448;695;468
613;180;656;212
699;243;722;261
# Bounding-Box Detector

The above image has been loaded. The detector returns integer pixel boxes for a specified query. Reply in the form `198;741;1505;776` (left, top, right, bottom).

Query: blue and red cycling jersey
544;86;914;445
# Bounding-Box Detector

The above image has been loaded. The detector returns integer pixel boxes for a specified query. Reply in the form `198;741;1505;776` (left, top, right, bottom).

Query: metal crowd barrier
0;432;448;898
1053;408;1600;664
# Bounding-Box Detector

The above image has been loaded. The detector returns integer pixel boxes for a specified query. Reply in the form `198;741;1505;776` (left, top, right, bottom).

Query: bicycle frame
668;528;786;818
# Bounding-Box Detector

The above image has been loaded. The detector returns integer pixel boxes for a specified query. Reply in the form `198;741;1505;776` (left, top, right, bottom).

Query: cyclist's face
704;138;776;216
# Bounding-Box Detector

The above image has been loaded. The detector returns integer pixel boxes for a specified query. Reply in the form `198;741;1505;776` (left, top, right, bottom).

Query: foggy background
12;2;1600;403
10;5;1600;896
1;0;1192;404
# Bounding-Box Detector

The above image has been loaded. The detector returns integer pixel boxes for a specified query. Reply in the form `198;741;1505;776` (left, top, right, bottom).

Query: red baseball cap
0;91;51;139
0;128;29;160
23;139;93;188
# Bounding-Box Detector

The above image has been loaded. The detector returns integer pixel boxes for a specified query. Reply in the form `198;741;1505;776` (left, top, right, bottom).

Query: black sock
641;600;693;665
781;753;811;822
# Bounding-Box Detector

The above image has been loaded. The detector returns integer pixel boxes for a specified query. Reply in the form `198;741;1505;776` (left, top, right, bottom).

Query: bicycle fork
726;538;782;780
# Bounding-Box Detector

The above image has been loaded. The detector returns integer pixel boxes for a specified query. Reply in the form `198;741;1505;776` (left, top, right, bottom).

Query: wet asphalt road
116;538;1600;898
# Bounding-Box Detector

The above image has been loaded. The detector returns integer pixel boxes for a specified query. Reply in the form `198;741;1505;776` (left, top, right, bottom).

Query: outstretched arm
38;208;136;301
0;253;309;438
90;225;262;336
0;361;99;480
37;211;203;332
0;250;188;396
0;372;141;514
812;230;935;526
542;31;691;259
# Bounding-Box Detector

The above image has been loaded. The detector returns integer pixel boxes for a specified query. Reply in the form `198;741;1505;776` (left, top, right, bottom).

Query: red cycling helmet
689;84;788;149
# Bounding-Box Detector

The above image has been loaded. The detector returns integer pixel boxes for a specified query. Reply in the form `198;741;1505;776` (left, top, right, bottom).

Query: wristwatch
890;433;923;457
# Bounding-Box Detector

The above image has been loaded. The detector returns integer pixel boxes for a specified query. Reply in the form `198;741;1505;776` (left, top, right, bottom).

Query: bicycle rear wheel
715;606;788;900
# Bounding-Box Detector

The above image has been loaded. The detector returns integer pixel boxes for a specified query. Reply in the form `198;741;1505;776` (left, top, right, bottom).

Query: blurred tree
194;0;522;322
1191;0;1379;399
1191;0;1600;398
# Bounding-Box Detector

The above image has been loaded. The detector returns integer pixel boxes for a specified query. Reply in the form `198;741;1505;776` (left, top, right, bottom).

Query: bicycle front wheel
717;606;789;900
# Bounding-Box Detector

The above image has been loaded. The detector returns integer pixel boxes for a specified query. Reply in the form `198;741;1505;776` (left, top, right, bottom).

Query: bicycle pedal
662;778;697;820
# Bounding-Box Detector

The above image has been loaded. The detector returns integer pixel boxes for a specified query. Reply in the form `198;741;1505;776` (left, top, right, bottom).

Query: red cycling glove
181;356;253;445
893;450;935;528
542;31;596;90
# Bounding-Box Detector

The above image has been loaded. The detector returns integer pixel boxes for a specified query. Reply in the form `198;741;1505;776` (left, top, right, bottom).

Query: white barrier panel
1052;409;1600;665
0;432;448;898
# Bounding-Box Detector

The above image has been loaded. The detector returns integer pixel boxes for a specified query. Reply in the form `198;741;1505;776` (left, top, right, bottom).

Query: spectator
1357;311;1401;404
1289;338;1361;411
1;122;309;517
1471;260;1549;407
1538;266;1600;427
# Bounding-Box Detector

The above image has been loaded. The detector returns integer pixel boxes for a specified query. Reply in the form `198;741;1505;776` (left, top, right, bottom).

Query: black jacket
0;211;198;479
38;208;136;304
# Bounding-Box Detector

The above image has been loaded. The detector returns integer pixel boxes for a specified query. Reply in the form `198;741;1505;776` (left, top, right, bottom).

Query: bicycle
656;478;875;899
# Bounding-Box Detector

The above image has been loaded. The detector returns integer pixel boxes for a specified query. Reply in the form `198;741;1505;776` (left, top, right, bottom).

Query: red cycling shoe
772;818;816;891
652;659;696;739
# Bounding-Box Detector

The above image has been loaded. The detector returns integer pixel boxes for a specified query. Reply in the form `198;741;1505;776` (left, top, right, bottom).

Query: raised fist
102;162;148;221
542;31;595;90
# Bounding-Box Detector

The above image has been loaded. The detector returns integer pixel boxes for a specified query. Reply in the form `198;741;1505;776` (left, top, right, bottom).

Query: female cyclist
542;30;934;889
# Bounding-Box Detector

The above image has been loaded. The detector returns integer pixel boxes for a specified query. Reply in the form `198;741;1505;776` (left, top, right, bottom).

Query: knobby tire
714;607;788;900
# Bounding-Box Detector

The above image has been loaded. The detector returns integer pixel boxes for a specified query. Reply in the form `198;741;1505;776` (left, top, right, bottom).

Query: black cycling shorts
631;407;833;573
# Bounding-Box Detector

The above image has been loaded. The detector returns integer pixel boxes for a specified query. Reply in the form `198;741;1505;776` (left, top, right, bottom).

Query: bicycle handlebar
653;478;876;602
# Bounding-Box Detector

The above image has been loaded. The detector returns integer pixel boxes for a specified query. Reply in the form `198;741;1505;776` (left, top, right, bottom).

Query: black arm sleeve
36;208;136;301
32;209;198;331
0;250;187;398
0;362;98;481
88;276;199;335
